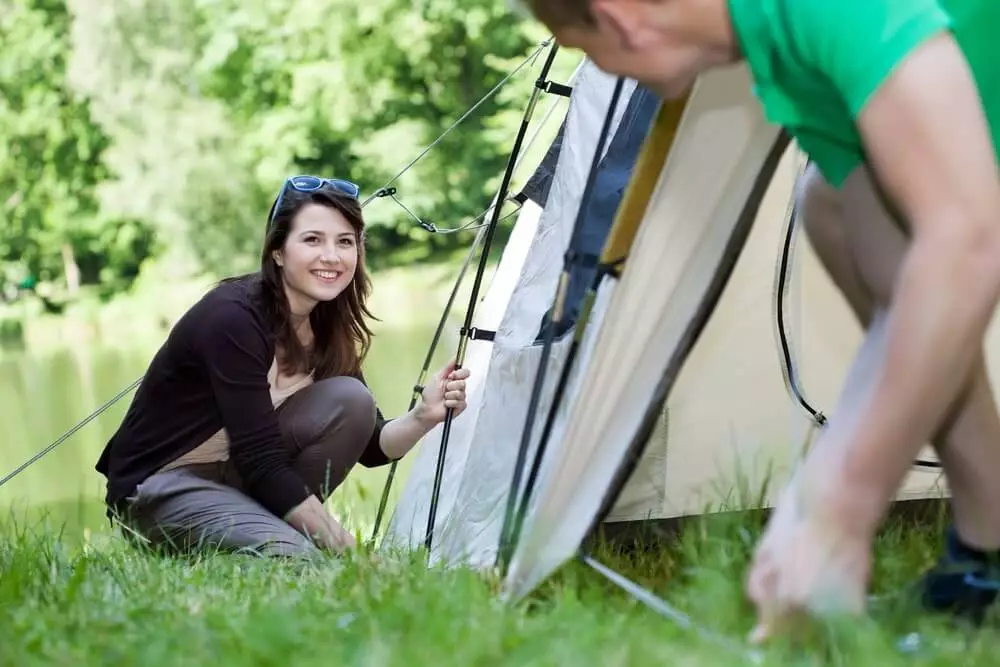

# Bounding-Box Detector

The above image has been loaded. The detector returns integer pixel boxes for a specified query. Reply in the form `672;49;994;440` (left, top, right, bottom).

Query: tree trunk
61;242;81;295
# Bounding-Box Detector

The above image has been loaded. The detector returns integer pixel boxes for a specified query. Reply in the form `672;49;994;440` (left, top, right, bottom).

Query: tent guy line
580;554;765;664
361;37;553;209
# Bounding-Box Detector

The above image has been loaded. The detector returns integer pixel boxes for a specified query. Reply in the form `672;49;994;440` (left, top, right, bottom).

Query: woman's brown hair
257;185;377;380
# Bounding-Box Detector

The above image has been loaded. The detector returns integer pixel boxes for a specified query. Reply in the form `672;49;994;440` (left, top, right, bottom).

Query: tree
0;0;154;297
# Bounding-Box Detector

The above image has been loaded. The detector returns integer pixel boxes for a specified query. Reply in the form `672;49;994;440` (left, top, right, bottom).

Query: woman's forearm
378;410;438;460
283;495;356;552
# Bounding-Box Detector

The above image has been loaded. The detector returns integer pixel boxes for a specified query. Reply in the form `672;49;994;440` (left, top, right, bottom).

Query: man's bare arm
802;33;1000;533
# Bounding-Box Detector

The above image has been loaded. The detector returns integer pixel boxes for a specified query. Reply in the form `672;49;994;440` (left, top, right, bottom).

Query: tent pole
422;40;562;557
368;223;487;544
496;77;626;572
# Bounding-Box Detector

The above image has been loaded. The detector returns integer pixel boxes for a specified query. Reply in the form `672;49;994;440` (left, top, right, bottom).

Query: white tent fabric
501;64;949;601
382;59;637;565
379;197;542;551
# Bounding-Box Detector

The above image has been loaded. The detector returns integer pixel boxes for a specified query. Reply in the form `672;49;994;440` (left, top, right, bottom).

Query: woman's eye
339;238;355;247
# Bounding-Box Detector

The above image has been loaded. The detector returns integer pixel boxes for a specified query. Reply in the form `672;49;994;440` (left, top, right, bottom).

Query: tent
378;53;957;603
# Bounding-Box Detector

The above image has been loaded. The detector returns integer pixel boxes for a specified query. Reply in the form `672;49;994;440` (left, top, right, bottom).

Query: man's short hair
514;0;595;27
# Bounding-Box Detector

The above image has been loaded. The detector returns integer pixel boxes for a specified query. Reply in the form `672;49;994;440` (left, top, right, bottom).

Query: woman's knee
319;376;377;435
280;376;377;451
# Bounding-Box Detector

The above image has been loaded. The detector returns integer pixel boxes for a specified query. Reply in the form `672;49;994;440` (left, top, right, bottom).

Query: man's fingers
746;548;786;646
746;548;777;606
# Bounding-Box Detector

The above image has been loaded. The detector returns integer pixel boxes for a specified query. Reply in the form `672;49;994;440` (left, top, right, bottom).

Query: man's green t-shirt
728;0;1000;188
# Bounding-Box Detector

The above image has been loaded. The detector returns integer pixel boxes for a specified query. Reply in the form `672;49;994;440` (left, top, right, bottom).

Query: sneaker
918;526;1000;625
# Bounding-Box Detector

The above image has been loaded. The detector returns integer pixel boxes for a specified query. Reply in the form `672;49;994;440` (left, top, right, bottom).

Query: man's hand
746;478;871;644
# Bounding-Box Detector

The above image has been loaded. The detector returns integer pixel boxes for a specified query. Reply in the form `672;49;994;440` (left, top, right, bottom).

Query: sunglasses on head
268;175;361;227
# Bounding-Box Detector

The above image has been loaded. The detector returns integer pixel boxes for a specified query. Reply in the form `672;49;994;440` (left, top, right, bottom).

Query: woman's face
274;202;359;316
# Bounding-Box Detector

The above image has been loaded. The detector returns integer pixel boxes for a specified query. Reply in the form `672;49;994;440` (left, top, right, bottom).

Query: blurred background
0;0;579;539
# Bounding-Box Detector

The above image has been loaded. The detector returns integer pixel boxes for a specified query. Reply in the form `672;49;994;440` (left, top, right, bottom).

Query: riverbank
0;252;481;358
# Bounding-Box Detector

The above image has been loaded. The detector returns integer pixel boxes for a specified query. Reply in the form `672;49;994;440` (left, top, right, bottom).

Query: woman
95;175;470;557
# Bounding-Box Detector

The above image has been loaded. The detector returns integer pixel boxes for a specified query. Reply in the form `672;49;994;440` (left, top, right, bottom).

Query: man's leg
799;162;1000;617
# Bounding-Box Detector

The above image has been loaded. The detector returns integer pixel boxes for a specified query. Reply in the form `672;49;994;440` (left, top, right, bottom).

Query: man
517;0;1000;642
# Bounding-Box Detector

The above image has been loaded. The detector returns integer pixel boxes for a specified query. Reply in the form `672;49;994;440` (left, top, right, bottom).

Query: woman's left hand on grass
416;359;470;425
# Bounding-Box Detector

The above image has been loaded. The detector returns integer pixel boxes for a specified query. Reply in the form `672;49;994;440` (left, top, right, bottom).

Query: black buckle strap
461;327;496;342
537;80;573;98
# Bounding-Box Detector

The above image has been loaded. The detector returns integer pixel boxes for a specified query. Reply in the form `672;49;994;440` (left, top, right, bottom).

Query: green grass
3;502;1000;666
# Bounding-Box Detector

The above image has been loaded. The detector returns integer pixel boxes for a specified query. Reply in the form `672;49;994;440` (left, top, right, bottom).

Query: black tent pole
422;41;562;556
368;223;487;544
496;77;626;572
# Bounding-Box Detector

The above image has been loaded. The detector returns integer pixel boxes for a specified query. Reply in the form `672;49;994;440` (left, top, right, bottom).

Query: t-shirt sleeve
784;0;953;118
196;299;312;517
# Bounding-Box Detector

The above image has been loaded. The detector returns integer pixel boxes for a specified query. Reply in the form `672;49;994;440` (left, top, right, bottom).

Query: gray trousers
119;376;377;557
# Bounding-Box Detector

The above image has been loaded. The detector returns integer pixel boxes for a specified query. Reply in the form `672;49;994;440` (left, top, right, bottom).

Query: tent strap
773;177;942;471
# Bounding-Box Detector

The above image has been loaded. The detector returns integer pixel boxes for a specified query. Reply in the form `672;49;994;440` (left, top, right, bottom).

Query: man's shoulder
732;0;953;186
777;0;950;91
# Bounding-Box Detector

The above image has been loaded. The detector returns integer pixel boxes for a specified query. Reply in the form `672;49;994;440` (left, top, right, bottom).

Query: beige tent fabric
503;64;952;601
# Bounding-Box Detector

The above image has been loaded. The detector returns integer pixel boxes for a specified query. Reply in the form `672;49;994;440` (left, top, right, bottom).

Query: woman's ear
272;250;284;267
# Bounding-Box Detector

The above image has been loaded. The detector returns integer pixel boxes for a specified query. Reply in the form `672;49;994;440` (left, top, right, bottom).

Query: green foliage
0;0;550;291
0;0;157;299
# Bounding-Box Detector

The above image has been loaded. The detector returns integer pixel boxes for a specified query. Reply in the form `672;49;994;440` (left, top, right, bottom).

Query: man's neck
683;0;741;65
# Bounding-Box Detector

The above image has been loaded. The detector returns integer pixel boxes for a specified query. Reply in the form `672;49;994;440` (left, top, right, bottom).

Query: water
0;319;459;539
